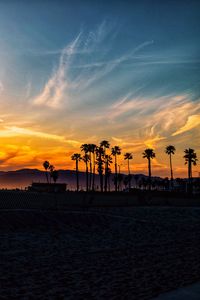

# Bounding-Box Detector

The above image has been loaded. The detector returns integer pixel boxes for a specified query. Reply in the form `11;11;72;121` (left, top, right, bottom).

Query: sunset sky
0;0;200;178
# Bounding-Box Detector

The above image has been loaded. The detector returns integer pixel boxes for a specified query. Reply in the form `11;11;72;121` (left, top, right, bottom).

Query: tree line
70;141;198;193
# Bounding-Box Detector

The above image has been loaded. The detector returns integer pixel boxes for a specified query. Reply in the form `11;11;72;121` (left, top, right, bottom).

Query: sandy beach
0;207;200;299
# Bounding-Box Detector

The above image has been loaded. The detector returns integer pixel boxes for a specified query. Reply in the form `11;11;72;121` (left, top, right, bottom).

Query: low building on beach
28;182;67;193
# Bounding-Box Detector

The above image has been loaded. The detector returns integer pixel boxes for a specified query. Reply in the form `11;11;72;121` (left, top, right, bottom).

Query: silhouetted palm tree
49;164;55;184
82;154;90;192
165;145;176;186
96;146;105;192
184;148;198;193
107;167;112;192
104;154;112;192
88;144;95;191
142;148;155;190
71;153;82;191
81;144;90;192
124;152;133;190
100;140;110;191
43;161;50;184
88;144;97;191
111;146;121;192
100;140;110;152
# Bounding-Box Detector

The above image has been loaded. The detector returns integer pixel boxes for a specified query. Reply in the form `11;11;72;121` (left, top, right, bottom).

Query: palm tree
100;140;110;152
87;144;97;191
82;154;90;192
89;144;97;191
142;148;155;190
124;153;133;174
71;153;82;191
111;146;121;192
104;154;112;192
81;144;90;192
49;164;55;184
184;148;198;193
107;167;112;192
165;145;176;187
100;140;110;191
124;152;133;190
43;161;50;183
96;146;105;192
88;144;97;191
87;144;93;191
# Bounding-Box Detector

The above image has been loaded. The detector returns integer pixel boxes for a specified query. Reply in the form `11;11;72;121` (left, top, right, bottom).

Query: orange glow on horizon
0;132;198;179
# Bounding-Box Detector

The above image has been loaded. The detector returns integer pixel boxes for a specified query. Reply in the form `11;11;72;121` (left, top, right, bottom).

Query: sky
0;0;200;178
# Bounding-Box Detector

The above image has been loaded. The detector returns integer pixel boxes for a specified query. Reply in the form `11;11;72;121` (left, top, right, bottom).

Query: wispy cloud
25;81;32;99
172;114;200;136
91;93;199;153
32;32;82;108
0;126;81;147
31;21;154;109
0;126;66;141
31;22;114;109
0;81;4;93
0;151;19;164
73;40;154;90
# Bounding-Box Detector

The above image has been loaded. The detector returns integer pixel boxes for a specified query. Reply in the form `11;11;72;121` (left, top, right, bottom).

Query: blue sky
0;0;199;176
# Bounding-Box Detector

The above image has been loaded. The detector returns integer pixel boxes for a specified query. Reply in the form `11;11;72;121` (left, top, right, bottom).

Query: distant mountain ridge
0;169;78;189
0;168;162;190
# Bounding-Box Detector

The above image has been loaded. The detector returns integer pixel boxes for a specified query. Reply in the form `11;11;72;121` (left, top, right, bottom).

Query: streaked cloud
31;22;154;110
0;150;19;164
0;126;81;147
0;81;4;93
32;32;82;108
0;126;66;141
144;136;166;148
172;114;200;136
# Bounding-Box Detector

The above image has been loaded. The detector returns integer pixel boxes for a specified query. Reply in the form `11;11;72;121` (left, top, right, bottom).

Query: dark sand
0;207;200;299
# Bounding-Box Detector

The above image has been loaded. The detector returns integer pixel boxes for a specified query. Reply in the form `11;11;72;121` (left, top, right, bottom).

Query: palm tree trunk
76;160;79;191
100;156;103;193
128;159;130;175
128;159;131;190
86;163;88;192
92;152;96;191
104;147;108;192
45;171;49;184
188;160;192;193
89;153;92;191
169;153;173;188
115;156;117;192
148;158;151;190
104;159;108;192
100;172;103;192
169;154;173;180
